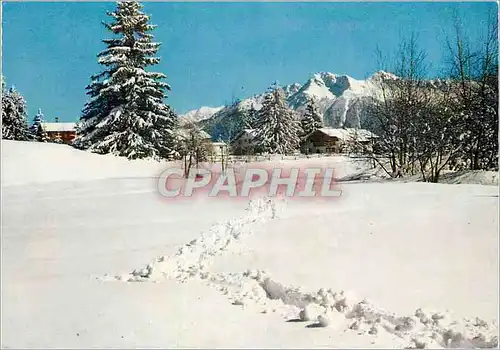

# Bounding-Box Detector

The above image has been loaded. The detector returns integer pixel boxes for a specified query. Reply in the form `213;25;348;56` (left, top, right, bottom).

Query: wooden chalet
41;122;77;144
301;127;377;154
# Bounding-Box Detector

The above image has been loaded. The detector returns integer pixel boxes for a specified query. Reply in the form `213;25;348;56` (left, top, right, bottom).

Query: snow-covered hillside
1;140;171;186
2;141;498;348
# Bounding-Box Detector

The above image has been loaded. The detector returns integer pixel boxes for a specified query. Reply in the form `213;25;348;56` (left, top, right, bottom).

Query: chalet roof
41;122;77;132
314;128;377;142
316;128;345;139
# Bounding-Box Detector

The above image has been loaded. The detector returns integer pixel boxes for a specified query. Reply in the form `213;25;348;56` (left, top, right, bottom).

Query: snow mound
1;140;169;186
236;273;498;347
205;268;498;348
438;170;499;186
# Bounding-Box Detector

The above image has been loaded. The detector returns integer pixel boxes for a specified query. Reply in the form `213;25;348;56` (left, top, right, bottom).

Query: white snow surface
2;141;498;348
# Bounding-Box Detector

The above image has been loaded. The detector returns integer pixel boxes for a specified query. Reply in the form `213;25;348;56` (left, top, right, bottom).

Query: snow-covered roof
316;128;346;139
41;122;77;132
315;128;377;142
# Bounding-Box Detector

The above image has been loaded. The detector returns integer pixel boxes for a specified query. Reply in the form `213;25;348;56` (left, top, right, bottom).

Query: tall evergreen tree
31;108;44;131
240;107;253;130
30;108;49;142
35;124;50;143
239;104;260;131
74;1;178;160
300;97;323;138
247;103;259;129
2;83;33;141
254;84;301;154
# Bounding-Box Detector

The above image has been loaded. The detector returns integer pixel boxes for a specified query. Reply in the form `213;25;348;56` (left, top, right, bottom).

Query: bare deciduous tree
365;33;435;178
359;28;496;182
177;121;212;178
445;14;498;171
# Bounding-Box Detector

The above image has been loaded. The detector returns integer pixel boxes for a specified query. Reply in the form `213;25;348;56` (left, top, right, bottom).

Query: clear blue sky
2;1;496;122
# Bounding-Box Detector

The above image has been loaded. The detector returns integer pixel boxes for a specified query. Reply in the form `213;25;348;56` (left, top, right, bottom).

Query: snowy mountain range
179;106;224;123
183;71;399;141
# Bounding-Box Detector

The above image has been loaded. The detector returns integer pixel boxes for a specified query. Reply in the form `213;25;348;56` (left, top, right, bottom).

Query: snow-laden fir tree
36;125;50;142
254;83;301;154
1;82;33;141
73;1;178;160
30;108;44;133
238;103;259;131
240;107;253;130
31;108;49;142
247;103;259;129
300;97;323;138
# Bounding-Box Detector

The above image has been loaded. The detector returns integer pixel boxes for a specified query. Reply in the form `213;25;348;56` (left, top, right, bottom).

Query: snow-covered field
2;140;498;348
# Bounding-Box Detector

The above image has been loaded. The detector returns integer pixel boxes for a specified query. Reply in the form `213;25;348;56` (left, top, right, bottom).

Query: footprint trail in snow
103;197;498;349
